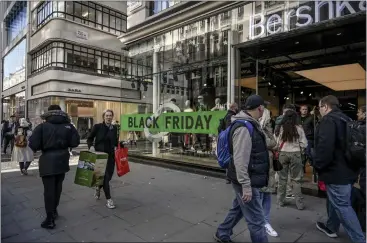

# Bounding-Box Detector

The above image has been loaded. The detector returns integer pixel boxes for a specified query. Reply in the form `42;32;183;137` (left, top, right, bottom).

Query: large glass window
33;1;127;36
30;41;151;79
5;1;28;44
1;91;26;120
2;39;26;91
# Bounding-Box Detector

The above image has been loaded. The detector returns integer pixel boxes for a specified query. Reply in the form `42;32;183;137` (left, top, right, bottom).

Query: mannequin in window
184;100;194;112
211;98;225;111
195;96;210;152
197;96;207;111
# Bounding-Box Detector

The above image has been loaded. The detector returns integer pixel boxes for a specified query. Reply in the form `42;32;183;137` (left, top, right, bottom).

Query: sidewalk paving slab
2;161;348;242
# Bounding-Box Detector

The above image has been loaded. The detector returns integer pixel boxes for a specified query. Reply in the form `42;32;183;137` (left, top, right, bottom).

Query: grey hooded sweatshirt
231;111;263;193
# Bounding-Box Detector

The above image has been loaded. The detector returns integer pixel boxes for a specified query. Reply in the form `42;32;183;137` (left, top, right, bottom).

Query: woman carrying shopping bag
12;118;34;175
87;109;118;209
275;110;308;210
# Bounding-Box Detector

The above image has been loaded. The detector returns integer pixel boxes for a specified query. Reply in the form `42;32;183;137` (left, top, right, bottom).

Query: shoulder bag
273;141;285;171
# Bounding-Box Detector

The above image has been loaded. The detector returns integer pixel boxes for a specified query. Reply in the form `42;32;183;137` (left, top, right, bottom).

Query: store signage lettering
249;0;366;39
67;88;81;93
76;30;88;40
121;111;226;135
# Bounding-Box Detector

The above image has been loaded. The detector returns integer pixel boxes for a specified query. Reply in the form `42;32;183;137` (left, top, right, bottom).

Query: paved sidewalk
2;162;348;242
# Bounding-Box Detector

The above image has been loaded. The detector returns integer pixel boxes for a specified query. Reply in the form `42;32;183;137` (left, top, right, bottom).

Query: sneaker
94;187;101;200
213;233;233;243
265;223;278;237
23;170;28;176
41;216;55;229
316;222;338;238
106;199;116;209
286;194;295;199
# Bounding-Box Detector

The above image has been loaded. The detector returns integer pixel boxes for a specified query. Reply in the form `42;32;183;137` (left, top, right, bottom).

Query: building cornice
119;1;242;46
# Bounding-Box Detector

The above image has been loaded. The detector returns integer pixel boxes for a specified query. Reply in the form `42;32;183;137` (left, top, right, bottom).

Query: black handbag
273;141;285;172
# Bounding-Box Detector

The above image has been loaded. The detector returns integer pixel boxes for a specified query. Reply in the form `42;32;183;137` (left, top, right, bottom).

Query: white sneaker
106;199;116;209
265;223;278;237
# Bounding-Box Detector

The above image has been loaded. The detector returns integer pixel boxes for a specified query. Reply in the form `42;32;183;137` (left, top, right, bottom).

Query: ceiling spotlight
268;82;271;86
309;93;312;97
300;91;303;94
295;41;299;45
337;32;342;36
286;97;290;100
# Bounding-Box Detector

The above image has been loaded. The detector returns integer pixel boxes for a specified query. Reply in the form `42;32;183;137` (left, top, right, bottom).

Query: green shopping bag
74;151;108;187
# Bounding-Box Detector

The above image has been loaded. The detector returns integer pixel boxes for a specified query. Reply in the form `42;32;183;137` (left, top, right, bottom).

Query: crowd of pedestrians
214;94;366;243
3;94;365;242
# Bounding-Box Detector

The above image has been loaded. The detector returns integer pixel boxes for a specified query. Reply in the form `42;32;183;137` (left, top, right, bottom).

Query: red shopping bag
318;180;326;192
115;145;130;177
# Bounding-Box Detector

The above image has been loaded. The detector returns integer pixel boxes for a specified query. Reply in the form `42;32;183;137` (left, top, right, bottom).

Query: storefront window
1;91;26;120
2;39;26;91
27;97;152;139
33;1;127;36
149;1;181;16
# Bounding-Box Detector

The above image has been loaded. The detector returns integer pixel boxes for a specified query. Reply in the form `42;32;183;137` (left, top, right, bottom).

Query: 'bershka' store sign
249;1;366;40
121;111;226;135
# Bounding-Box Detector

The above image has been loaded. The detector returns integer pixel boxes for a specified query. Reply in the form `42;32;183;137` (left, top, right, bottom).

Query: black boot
41;213;55;229
53;210;59;220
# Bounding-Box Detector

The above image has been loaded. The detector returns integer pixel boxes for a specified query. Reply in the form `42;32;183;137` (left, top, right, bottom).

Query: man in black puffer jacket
29;105;80;229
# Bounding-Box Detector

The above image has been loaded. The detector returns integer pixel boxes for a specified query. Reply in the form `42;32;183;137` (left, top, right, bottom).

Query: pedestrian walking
29;105;80;229
3;115;18;154
12;118;34;175
275;110;307;210
217;102;238;184
214;95;269;243
87;109;119;209
274;104;297;198
259;107;278;237
314;95;365;242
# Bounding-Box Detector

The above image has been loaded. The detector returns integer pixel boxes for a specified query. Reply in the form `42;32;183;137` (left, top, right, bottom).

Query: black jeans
42;173;65;216
99;154;115;200
19;162;31;172
3;136;14;154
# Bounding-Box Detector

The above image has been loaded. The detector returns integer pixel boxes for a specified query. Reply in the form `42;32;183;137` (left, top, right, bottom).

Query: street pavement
2;161;349;242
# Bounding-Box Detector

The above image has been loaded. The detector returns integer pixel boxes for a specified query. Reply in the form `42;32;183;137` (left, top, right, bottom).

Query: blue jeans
259;192;271;224
326;184;366;243
217;184;268;243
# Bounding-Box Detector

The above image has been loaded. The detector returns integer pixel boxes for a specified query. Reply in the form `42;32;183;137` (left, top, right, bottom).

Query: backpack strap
228;120;254;157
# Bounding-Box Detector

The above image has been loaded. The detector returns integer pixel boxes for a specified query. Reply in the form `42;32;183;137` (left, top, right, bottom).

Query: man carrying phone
214;95;269;243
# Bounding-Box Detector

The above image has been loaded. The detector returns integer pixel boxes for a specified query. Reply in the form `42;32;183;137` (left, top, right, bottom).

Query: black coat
313;109;358;185
218;110;237;133
29;110;80;177
300;115;316;141
87;123;118;155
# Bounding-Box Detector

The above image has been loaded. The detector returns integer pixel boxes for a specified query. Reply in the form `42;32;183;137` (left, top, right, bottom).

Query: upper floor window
30;41;151;79
33;1;127;36
5;1;28;44
149;0;180;16
2;39;26;91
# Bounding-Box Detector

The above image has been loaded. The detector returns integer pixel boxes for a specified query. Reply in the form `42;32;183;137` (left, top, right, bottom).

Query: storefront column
227;30;239;105
152;51;159;156
59;98;66;112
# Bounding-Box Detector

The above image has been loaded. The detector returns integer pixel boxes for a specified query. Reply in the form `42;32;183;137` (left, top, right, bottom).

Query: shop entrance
236;13;366;186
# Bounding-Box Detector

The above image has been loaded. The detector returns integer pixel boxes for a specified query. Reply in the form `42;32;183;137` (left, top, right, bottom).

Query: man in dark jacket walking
218;103;238;184
314;95;365;242
215;95;269;243
29;105;80;229
87;109;118;209
299;105;316;165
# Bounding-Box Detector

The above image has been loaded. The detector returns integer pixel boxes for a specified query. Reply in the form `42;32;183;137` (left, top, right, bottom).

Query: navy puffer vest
227;121;269;188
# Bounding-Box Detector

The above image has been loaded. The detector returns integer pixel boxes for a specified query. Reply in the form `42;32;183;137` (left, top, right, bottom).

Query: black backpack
330;114;366;170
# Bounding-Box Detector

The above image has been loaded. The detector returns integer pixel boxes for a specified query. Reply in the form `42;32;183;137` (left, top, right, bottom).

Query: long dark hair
280;110;299;142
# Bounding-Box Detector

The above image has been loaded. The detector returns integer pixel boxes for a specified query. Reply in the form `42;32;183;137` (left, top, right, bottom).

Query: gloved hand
89;146;95;152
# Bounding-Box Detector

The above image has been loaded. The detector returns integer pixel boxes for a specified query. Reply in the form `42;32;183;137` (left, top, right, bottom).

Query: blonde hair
102;109;114;118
